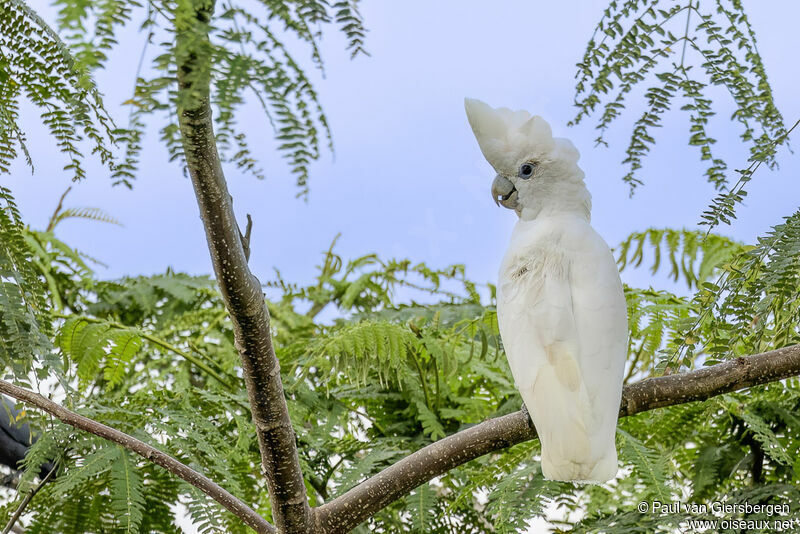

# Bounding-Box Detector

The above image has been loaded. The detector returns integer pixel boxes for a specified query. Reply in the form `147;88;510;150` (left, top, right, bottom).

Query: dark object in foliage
0;396;55;480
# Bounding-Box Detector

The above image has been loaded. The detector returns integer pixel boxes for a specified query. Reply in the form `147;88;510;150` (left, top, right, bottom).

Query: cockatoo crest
464;98;557;175
464;98;588;221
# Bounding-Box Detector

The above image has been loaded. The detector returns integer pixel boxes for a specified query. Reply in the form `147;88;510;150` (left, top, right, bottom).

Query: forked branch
174;1;311;532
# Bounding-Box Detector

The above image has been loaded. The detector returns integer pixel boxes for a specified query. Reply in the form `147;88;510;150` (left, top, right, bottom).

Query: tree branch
174;2;311;532
2;464;56;534
316;344;800;533
0;380;274;534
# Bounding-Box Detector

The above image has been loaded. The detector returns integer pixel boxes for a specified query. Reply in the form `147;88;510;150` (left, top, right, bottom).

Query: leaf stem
2;465;56;534
55;314;234;389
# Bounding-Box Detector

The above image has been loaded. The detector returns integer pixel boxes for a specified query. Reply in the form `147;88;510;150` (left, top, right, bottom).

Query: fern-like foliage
0;0;116;180
404;483;437;532
47;0;367;194
23;228;98;313
47;207;121;233
699;117;800;231
623;286;691;380
614;228;743;377
4;213;800;532
575;385;800;533
0;187;53;380
665;208;800;367
616;227;744;289
57;316;143;389
572;0;787;195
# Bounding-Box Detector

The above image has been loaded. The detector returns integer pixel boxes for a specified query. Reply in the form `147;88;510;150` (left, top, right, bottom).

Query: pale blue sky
7;1;800;298
5;3;800;532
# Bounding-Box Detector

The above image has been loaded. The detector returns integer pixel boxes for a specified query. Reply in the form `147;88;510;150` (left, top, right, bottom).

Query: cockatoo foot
521;402;534;429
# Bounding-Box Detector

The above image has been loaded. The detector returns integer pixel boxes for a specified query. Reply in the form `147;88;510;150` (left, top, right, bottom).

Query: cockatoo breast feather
497;217;627;483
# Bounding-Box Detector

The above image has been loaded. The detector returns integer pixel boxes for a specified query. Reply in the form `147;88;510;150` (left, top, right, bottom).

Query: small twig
747;435;764;485
45;187;72;232
623;343;645;384
407;350;432;411
242;214;253;262
308;474;329;502
2;465;56;534
679;0;693;69
228;195;253;263
0;380;275;534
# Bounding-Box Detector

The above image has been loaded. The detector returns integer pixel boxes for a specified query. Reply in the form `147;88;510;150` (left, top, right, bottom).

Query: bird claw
521;403;534;428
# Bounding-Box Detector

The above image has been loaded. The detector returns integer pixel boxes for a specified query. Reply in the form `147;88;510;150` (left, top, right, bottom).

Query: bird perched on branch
465;98;627;483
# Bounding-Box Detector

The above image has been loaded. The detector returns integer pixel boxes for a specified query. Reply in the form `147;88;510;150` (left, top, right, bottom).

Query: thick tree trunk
174;1;312;532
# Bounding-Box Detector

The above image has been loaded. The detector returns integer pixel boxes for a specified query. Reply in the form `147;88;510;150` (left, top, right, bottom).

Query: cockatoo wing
498;216;627;483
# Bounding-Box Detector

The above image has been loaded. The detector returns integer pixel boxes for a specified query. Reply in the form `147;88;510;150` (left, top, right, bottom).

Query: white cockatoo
464;98;627;483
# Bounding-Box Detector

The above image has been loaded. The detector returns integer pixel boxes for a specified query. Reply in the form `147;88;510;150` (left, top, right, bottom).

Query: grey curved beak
492;174;517;209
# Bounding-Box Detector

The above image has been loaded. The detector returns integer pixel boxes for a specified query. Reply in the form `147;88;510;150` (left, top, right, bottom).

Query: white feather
465;98;627;483
498;217;626;482
464;98;554;175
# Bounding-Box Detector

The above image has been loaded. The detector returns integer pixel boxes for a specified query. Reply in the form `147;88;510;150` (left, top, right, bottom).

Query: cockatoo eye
518;162;536;179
